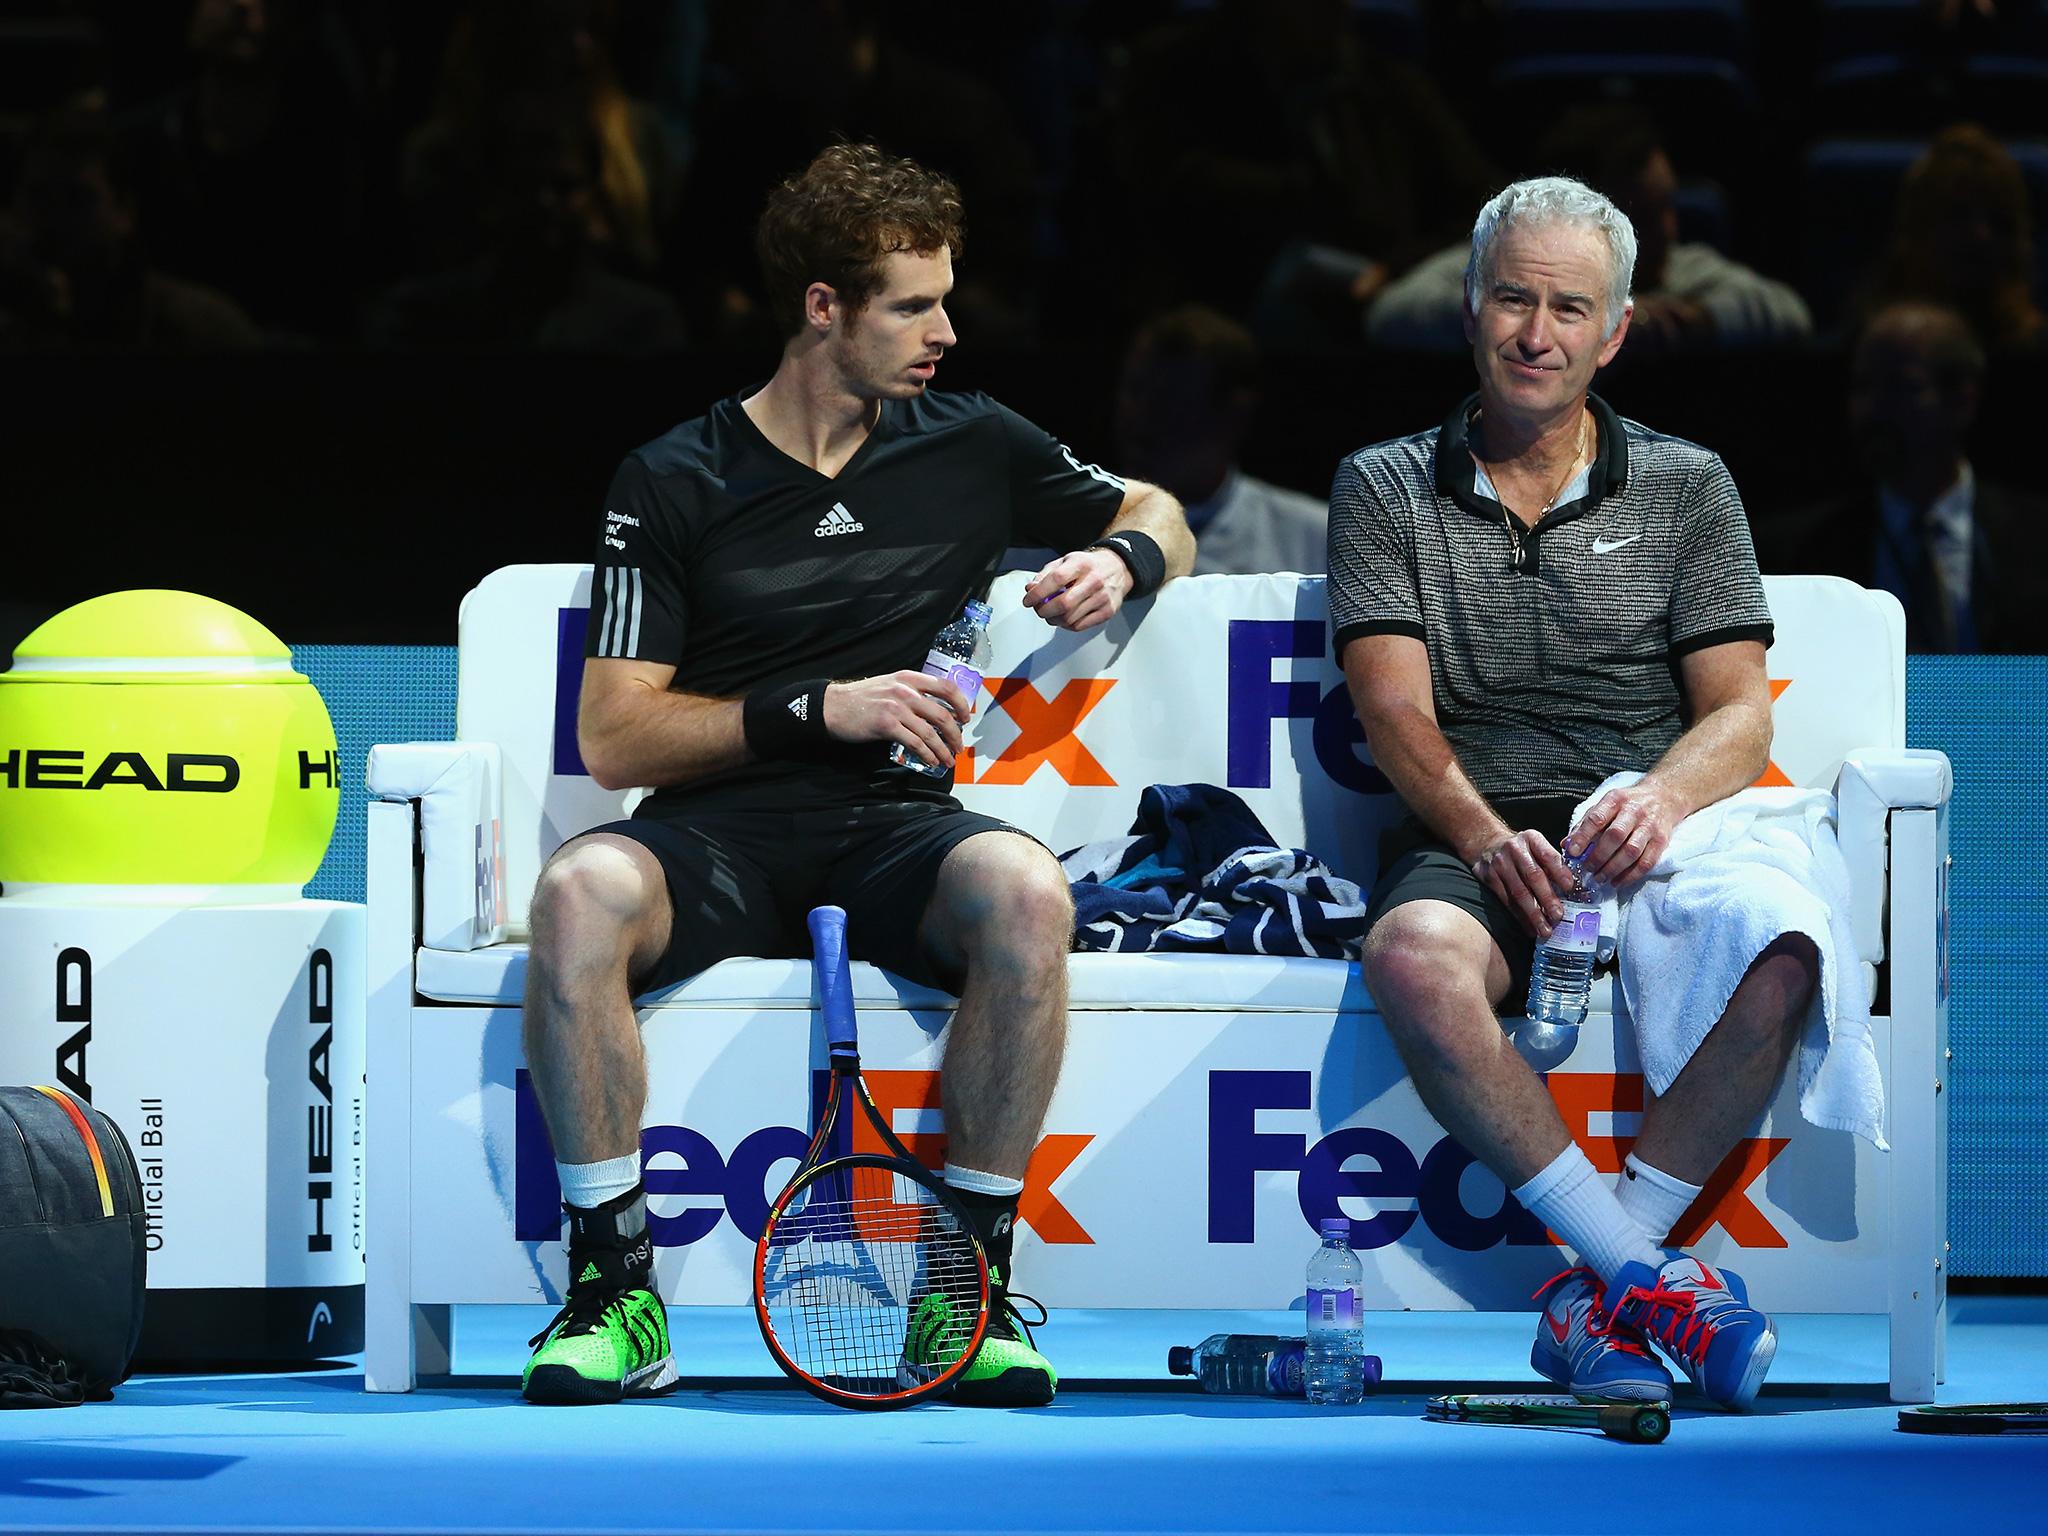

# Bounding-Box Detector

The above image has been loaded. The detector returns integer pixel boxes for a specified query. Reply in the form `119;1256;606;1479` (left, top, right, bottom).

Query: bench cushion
417;943;1874;1014
422;944;1586;1013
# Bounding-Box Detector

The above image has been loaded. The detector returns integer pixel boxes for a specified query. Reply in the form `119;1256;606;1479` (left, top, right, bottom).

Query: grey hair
1463;176;1638;336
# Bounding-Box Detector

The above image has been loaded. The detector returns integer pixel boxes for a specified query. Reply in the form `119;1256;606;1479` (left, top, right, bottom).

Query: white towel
1573;771;1889;1150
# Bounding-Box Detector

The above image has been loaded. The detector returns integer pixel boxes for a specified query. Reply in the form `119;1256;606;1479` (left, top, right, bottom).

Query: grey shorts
570;800;1043;992
1364;796;1585;1008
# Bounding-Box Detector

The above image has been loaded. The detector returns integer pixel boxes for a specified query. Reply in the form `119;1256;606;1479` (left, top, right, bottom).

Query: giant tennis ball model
0;591;339;896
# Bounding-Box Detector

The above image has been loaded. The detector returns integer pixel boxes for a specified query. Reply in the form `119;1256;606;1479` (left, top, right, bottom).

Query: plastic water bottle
1305;1217;1366;1405
1524;859;1602;1050
887;600;992;776
1168;1334;1306;1397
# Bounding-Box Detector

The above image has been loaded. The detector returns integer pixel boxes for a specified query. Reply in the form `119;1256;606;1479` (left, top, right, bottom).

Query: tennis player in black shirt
518;143;1194;1407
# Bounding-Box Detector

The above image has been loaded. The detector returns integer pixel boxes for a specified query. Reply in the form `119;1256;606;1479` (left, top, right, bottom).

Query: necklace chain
1478;410;1591;519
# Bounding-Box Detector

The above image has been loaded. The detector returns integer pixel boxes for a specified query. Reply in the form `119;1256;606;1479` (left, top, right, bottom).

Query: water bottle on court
888;600;992;776
1526;858;1602;1034
1168;1334;1306;1397
1305;1217;1367;1405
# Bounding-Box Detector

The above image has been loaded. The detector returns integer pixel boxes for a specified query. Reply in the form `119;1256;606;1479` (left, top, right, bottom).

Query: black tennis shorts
1363;795;1590;1009
568;800;1043;993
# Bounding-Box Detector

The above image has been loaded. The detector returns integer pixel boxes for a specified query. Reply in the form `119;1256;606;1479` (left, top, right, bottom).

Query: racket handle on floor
1427;1393;1670;1444
1595;1403;1670;1443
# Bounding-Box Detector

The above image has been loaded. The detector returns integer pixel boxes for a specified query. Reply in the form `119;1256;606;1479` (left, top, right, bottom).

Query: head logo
53;948;91;1102
0;750;239;792
307;950;335;1255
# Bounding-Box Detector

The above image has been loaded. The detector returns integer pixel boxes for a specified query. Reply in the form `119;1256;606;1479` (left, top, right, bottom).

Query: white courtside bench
363;567;1951;1398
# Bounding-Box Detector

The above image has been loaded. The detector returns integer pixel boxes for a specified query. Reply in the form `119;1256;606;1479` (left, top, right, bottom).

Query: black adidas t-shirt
584;388;1128;813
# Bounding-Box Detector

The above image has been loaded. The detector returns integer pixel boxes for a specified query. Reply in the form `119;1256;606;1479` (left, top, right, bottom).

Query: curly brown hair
755;142;965;339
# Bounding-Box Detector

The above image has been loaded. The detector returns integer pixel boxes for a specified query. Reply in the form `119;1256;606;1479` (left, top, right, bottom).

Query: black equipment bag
0;1086;148;1396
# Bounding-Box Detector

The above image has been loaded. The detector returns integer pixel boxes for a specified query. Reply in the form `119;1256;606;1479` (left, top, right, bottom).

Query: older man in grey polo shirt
1328;177;1813;1411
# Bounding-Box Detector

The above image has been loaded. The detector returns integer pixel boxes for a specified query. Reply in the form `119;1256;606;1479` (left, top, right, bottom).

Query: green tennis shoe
522;1285;679;1405
901;1265;1056;1407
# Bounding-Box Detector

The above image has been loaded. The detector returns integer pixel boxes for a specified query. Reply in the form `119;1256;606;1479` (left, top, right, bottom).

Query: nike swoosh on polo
1591;533;1643;554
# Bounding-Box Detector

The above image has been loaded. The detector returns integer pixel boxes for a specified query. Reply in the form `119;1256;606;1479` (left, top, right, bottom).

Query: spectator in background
1369;106;1811;353
680;0;1043;348
402;0;679;285
1113;305;1329;574
1114;0;1498;348
121;0;372;343
0;96;260;353
367;95;687;354
1761;302;2046;653
1865;124;2043;353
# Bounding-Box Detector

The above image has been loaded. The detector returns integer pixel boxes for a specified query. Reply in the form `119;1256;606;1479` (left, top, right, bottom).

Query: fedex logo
1222;620;1389;795
1209;1069;1789;1250
958;620;1391;793
552;609;1389;794
553;603;1786;796
474;817;505;935
514;1068;1094;1246
1210;1070;1549;1249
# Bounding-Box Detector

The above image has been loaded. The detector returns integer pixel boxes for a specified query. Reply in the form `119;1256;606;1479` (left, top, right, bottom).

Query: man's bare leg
1364;896;1677;1398
1620;934;1818;1233
916;832;1073;1182
1361;899;1568;1185
522;833;673;1164
904;829;1072;1403
1363;898;1665;1290
519;832;679;1404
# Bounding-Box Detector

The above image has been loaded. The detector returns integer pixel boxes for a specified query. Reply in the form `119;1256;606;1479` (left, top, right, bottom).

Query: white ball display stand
0;897;365;1364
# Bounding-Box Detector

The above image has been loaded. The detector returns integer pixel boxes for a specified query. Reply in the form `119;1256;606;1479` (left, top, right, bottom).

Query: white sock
557;1152;640;1211
942;1162;1024;1198
1613;1152;1702;1250
1513;1143;1664;1286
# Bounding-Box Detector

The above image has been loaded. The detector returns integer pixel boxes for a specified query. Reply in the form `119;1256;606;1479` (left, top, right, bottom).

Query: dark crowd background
2;0;2045;648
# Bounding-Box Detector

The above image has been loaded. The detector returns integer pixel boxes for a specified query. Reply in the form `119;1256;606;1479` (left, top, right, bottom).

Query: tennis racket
1427;1392;1672;1444
1897;1403;2048;1435
752;905;991;1409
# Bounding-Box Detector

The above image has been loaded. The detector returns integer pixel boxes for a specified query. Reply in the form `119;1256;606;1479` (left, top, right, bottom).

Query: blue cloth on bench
1060;783;1368;958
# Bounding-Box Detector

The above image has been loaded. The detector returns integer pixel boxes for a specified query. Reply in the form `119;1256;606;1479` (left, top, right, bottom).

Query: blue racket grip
807;905;858;1057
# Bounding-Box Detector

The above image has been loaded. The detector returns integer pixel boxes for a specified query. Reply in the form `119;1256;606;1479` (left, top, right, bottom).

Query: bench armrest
1836;748;1953;968
366;741;507;951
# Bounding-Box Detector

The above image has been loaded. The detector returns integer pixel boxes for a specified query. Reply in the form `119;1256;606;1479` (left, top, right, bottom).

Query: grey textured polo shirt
1327;391;1774;803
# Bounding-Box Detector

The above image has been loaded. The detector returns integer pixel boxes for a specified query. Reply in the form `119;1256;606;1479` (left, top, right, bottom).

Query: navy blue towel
1060;784;1367;958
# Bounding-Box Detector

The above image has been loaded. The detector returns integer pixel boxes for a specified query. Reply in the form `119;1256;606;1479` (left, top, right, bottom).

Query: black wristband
743;678;834;761
1088;529;1167;599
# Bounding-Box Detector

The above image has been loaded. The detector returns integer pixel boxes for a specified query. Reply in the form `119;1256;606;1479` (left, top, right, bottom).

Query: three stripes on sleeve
594;566;644;658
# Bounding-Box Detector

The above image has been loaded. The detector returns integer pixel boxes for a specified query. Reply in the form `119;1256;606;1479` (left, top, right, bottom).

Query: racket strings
762;1173;982;1395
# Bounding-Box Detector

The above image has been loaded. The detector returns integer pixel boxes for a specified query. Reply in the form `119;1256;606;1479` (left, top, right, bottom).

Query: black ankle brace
947;1186;1018;1280
565;1186;652;1295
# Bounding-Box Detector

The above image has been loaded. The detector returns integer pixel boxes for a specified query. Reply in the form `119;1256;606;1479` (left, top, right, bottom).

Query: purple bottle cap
1320;1217;1351;1241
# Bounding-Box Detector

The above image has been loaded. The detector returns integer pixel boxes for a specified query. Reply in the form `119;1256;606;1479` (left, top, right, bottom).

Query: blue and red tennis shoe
1532;1266;1674;1401
1604;1252;1778;1409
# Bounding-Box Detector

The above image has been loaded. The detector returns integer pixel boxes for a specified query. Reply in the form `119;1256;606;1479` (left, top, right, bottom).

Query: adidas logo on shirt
788;695;808;722
814;503;864;538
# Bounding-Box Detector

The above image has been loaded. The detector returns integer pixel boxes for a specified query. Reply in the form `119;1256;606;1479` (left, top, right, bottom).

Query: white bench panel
407;1002;1895;1313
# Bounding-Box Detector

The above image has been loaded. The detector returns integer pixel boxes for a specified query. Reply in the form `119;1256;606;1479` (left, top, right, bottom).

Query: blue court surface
2;1298;2042;1536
